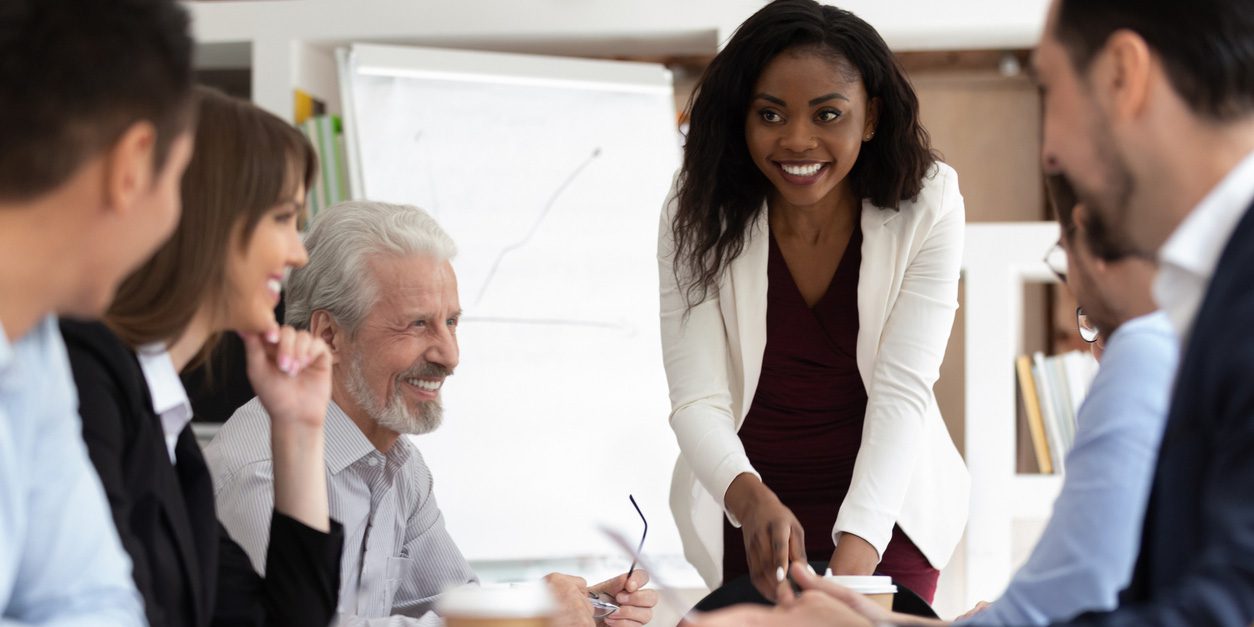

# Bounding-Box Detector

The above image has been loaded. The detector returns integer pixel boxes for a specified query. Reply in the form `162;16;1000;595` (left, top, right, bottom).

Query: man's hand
588;570;657;626
724;474;807;602
828;533;879;577
544;573;595;627
955;601;990;621
788;562;890;622
788;562;949;627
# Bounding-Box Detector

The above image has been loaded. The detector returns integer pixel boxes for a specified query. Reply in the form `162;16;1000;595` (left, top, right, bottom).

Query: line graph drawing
472;147;602;307
340;44;685;565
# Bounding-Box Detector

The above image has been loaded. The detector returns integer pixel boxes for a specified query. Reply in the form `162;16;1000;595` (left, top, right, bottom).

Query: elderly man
206;200;656;626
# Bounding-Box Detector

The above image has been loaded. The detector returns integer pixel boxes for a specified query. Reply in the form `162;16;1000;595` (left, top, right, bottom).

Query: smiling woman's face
745;47;876;212
222;182;309;334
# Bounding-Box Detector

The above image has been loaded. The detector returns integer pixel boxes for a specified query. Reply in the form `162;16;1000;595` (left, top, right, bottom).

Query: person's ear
1092;29;1153;123
863;96;881;141
1071;202;1090;240
1090;255;1109;274
102;120;158;216
310;310;343;365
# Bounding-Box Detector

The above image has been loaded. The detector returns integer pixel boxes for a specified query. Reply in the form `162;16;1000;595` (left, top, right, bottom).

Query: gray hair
286;200;457;333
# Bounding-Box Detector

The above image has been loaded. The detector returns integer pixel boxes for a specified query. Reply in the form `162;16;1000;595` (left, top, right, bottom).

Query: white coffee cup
822;575;897;612
438;583;556;627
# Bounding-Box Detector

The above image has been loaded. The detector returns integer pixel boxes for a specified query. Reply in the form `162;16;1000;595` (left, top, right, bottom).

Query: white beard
343;351;443;436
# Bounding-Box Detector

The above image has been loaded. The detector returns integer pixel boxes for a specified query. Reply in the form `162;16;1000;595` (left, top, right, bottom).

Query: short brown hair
106;87;317;367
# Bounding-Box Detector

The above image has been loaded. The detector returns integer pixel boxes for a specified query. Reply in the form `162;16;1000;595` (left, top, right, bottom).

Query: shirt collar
1154;149;1254;339
323;400;414;474
0;319;12;376
135;344;193;433
1107;310;1171;345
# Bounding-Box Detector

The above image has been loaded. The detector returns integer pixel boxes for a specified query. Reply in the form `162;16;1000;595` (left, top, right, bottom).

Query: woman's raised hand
241;325;332;429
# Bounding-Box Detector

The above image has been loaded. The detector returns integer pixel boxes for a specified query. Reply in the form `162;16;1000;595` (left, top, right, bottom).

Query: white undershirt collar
136;343;194;464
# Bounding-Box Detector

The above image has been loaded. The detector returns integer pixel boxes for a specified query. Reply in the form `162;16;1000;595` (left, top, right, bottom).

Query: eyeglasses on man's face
1044;241;1098;343
1077;307;1099;343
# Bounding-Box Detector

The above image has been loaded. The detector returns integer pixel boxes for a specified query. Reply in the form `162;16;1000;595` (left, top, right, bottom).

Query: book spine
1017;355;1054;474
1033;351;1066;473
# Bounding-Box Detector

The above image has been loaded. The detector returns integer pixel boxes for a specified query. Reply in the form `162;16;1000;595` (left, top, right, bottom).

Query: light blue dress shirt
963;311;1178;625
0;316;146;625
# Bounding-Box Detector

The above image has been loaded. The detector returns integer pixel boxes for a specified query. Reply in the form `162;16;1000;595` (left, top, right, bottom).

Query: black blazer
1057;201;1254;625
60;320;343;627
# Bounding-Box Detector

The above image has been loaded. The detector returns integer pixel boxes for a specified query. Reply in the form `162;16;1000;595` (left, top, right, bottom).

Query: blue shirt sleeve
0;318;145;626
964;313;1178;626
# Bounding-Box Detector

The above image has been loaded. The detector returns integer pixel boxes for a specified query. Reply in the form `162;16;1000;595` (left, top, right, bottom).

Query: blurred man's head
1048;173;1157;342
286;201;460;445
0;0;196;319
1035;0;1254;258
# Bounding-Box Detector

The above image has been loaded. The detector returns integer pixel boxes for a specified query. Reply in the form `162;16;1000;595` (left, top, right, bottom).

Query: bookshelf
962;222;1065;606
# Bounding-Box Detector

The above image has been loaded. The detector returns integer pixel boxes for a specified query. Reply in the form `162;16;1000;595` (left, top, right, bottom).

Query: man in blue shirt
954;178;1176;625
0;1;196;623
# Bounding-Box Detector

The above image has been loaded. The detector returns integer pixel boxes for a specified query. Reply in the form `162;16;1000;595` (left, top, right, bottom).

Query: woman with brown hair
60;86;343;627
661;0;968;605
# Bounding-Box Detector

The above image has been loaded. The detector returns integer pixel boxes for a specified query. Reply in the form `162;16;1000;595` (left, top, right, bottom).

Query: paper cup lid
437;583;556;617
822;575;898;594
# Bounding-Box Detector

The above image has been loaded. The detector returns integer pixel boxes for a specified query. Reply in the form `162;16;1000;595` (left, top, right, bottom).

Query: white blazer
658;162;970;589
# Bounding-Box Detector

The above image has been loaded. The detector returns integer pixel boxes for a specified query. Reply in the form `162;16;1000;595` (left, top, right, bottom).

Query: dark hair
671;0;938;308
1055;0;1254;121
106;87;317;370
0;0;194;201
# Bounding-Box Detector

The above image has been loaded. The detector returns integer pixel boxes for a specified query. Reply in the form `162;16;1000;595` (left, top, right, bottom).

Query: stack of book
1015;350;1099;474
294;89;349;221
299;114;350;220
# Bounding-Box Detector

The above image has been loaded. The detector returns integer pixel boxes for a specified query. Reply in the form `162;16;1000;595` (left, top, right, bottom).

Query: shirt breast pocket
385;555;415;609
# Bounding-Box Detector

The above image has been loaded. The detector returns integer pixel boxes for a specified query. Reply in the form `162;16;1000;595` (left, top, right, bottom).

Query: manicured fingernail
825;567;833;577
776;566;786;581
265;328;280;343
617;593;628;604
807;564;817;575
279;355;293;373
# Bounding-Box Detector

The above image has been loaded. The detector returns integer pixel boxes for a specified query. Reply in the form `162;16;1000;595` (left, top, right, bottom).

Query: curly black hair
671;0;937;308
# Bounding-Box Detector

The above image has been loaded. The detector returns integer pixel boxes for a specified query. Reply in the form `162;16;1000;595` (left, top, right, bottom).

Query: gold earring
864;130;875;141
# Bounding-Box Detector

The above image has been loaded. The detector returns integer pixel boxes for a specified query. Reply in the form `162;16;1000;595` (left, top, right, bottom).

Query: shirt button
367;457;379;467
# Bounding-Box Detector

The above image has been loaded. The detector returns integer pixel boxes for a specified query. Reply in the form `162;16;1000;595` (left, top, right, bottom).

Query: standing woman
61;87;343;627
660;0;967;604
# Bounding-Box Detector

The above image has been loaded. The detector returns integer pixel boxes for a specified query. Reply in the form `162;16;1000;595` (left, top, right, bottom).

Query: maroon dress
721;219;940;602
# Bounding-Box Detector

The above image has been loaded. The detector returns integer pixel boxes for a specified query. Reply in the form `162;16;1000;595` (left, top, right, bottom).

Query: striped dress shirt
205;397;477;626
